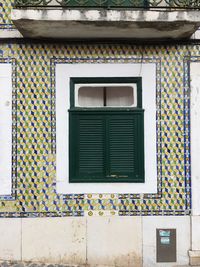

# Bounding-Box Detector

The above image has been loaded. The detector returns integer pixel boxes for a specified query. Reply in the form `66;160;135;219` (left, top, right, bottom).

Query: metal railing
14;0;200;9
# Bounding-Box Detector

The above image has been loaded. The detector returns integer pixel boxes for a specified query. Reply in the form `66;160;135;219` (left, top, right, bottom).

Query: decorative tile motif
0;0;15;29
0;43;193;217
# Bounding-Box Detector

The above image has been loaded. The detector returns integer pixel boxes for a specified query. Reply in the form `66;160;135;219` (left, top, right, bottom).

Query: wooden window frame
69;77;145;183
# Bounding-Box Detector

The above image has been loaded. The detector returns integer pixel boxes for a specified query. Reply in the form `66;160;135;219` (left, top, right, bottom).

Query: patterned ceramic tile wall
0;0;14;28
0;43;194;217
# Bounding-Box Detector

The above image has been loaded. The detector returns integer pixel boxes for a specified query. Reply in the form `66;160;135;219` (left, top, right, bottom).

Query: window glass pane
78;85;135;107
78;86;104;107
106;86;134;107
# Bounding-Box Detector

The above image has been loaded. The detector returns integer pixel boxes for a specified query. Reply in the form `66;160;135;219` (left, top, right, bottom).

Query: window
69;77;145;183
76;84;137;107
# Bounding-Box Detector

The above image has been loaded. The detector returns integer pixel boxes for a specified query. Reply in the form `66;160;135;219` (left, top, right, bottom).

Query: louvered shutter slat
108;113;144;181
79;118;104;174
70;113;105;181
69;111;144;183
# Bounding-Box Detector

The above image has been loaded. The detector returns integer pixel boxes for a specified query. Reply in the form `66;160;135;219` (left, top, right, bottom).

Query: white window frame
56;63;157;194
0;63;12;196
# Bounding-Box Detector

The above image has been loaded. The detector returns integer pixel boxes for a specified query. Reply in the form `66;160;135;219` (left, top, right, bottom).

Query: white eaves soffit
11;9;200;39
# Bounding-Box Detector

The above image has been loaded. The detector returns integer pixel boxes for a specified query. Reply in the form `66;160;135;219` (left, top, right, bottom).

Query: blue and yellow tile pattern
0;43;195;217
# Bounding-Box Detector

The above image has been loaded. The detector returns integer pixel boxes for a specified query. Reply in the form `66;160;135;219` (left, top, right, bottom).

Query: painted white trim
0;30;22;39
0;63;12;195
56;63;157;194
190;62;200;215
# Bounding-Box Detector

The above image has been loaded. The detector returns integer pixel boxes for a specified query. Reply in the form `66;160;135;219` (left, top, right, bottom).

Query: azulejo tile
0;43;193;216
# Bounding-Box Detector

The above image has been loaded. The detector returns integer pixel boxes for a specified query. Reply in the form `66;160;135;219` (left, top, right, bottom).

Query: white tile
22;217;86;264
143;216;190;267
87;216;142;267
0;218;21;261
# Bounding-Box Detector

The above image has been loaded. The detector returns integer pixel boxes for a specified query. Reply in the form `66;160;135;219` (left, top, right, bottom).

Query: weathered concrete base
0;217;191;267
0;261;192;267
189;251;200;266
0;261;80;267
143;216;190;267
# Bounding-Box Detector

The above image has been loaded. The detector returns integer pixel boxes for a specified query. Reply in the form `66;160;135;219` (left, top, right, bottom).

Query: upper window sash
70;77;142;109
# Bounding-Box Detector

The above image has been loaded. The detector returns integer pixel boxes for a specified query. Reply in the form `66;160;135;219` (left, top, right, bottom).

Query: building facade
1;1;200;266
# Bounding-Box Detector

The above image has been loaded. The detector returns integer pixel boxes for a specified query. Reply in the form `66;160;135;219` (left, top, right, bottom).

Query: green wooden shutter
69;110;144;183
69;112;105;182
107;113;144;182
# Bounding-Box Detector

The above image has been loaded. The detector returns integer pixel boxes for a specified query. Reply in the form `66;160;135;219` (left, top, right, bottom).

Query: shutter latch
106;175;128;178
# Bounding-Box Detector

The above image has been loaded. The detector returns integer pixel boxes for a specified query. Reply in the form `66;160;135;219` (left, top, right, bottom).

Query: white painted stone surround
189;62;200;265
0;216;190;267
0;63;12;196
56;63;157;194
191;62;200;217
